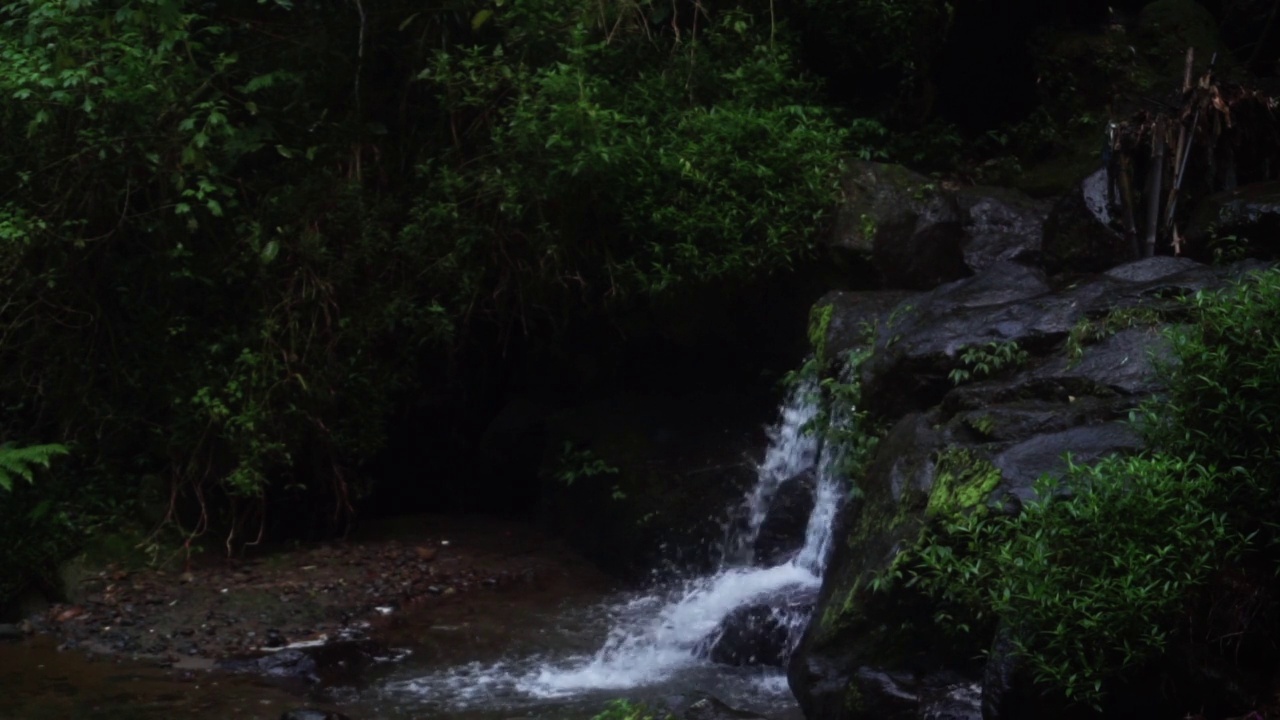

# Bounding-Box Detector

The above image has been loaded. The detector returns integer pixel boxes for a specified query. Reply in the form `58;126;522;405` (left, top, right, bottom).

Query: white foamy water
727;381;821;563
384;376;844;714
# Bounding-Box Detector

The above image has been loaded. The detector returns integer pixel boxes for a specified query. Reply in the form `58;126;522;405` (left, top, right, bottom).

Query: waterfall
386;371;848;711
722;379;820;566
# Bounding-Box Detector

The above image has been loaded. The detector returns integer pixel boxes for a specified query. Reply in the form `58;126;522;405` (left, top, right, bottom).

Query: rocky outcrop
956;186;1049;273
699;591;815;667
828;161;969;291
828;163;1057;292
788;256;1266;720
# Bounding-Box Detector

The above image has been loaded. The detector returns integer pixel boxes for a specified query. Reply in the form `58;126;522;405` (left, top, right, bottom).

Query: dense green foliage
0;0;856;599
900;268;1280;706
408;0;848;327
0;442;66;493
909;454;1239;705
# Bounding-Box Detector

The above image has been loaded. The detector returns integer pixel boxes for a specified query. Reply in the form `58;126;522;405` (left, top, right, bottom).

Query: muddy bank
0;515;614;717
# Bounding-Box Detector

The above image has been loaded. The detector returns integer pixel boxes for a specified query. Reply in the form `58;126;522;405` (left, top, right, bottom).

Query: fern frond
0;443;69;492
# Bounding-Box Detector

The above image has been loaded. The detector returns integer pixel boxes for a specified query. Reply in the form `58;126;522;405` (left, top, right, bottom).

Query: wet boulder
789;257;1264;719
700;591;815;667
991;423;1144;508
920;682;983;720
956;186;1050;273
814;667;981;720
1042;168;1134;275
753;470;816;566
856;261;1059;420
856;256;1229;421
827;161;970;290
809;290;918;379
217;641;379;688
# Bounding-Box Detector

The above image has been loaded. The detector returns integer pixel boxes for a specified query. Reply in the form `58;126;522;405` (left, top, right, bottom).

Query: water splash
723;380;820;565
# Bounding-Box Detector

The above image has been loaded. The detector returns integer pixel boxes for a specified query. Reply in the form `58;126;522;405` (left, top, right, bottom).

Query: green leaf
260;240;279;264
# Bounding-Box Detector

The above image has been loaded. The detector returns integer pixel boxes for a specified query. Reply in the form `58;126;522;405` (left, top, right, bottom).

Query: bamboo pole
1145;118;1166;258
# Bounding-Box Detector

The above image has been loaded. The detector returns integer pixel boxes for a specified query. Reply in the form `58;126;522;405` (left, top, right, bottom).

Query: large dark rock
700;590;815;667
789;256;1266;719
956;186;1049;272
217;641;378;688
1042;168;1134;275
753;470;816;566
991;423;1144;507
920;682;983;720
857;261;1058;420
828;161;971;290
811;290;918;371
857;257;1229;421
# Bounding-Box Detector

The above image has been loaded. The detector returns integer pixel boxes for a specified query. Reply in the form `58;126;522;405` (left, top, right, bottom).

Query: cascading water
382;375;847;716
721;382;821;565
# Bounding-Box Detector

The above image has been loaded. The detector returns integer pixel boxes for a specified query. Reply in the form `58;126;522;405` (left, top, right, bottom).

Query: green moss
844;683;865;715
858;212;877;242
808;303;836;365
1066;306;1166;365
926;448;1002;518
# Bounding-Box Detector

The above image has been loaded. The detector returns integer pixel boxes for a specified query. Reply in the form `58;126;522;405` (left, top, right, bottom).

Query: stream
0;383;837;720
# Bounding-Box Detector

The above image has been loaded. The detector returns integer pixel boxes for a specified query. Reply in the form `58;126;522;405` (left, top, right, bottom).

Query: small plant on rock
948;341;1029;385
551;443;619;487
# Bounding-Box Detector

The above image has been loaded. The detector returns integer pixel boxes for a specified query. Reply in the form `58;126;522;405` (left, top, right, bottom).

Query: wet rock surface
789;256;1276;719
827;160;971;290
699;591;815;668
956;185;1049;272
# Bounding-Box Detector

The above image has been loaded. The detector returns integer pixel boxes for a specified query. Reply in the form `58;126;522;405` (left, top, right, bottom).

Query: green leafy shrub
905;454;1240;706
901;268;1280;707
947;341;1029;385
1147;269;1280;485
405;0;850;331
0;442;67;493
